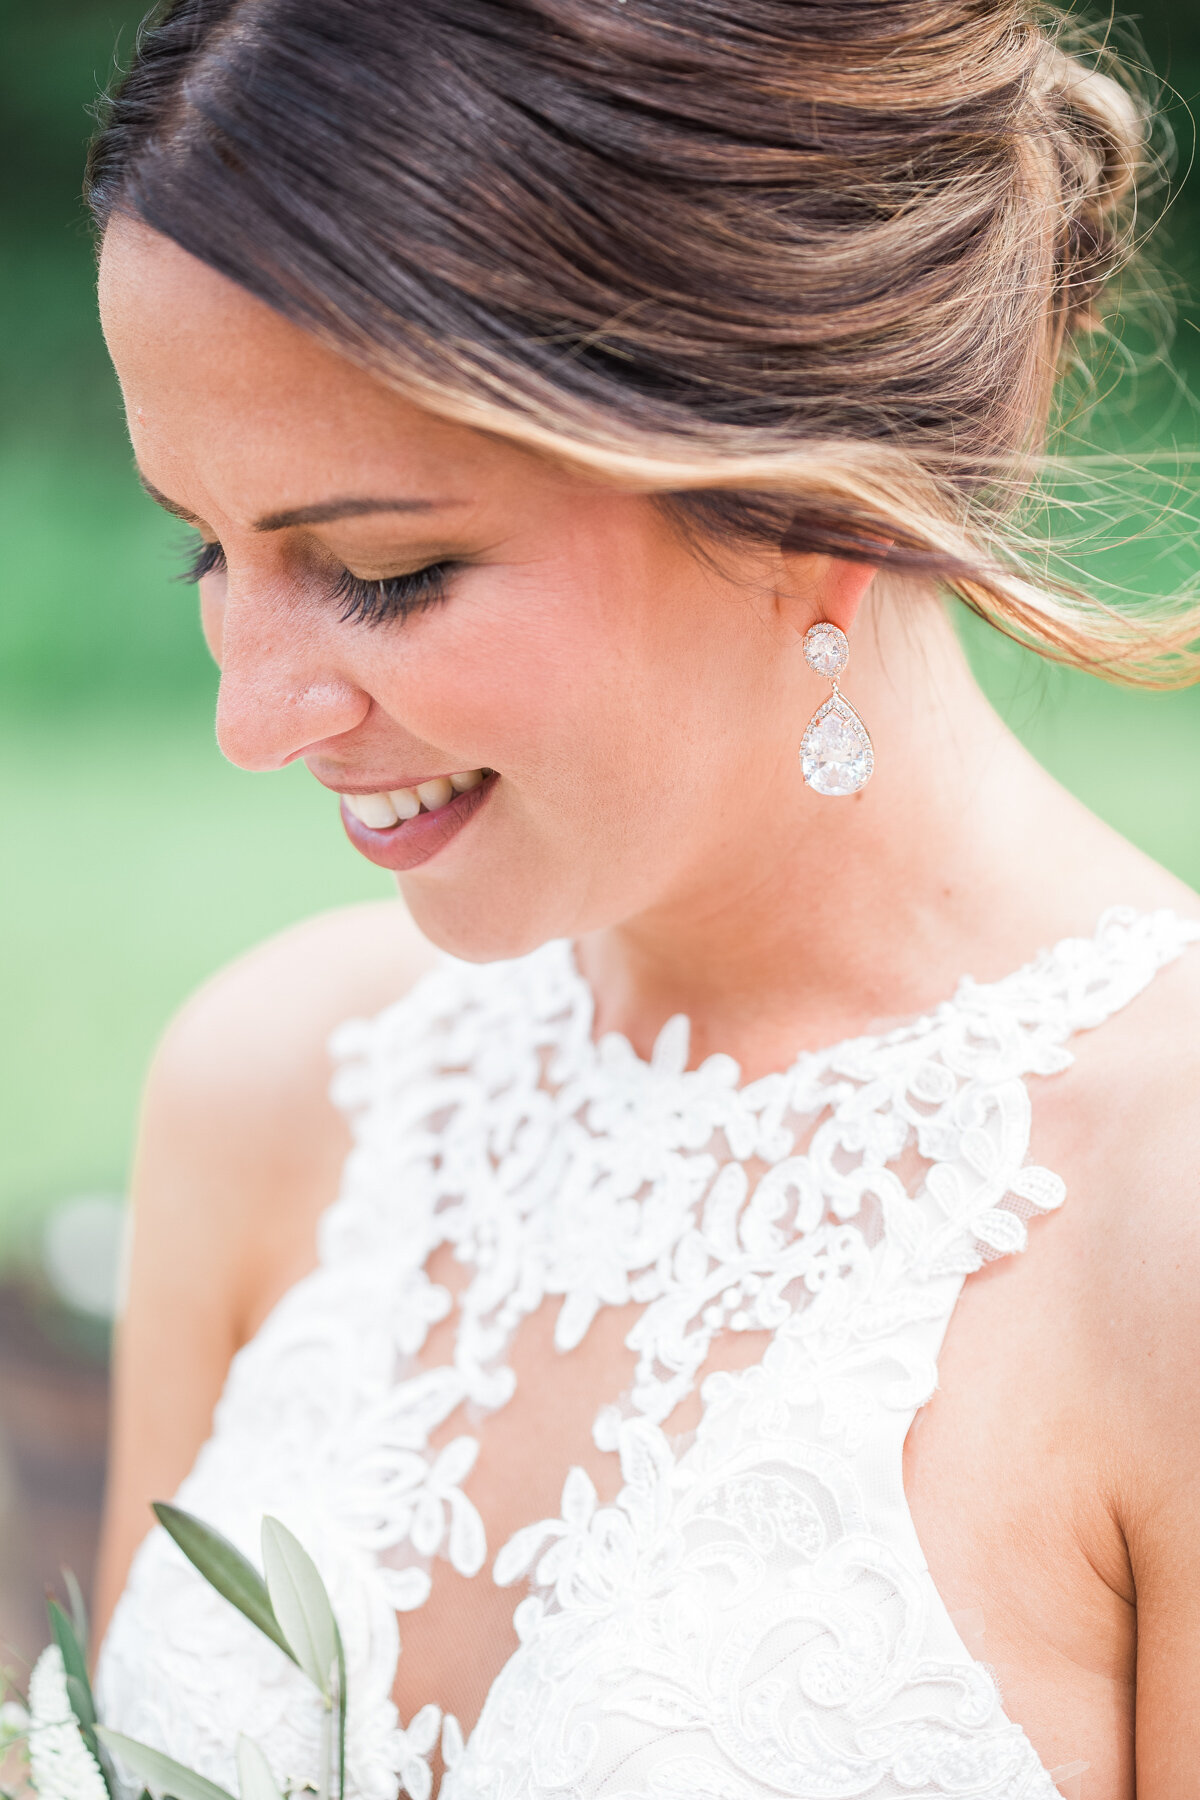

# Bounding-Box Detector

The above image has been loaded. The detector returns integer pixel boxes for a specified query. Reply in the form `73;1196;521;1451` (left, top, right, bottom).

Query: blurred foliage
1;1;1199;1247
1;1;211;711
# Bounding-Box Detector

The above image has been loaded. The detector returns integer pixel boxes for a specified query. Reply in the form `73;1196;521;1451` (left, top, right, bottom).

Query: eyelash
180;539;455;627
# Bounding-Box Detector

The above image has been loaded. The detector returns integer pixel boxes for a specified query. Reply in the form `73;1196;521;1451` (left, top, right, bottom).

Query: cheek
356;558;762;820
360;595;604;790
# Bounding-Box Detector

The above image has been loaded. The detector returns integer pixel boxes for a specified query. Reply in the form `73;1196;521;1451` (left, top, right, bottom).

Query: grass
0;706;390;1257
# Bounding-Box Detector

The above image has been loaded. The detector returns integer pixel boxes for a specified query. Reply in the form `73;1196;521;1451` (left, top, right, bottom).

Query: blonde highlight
88;0;1199;686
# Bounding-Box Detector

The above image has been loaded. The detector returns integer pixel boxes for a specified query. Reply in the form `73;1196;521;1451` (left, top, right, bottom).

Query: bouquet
2;1505;347;1800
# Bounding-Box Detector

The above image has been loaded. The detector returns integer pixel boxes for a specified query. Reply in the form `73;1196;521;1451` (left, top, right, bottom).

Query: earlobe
821;553;887;636
779;550;886;639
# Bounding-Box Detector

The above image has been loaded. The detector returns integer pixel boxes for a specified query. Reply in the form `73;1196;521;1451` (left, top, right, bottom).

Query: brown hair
87;0;1198;684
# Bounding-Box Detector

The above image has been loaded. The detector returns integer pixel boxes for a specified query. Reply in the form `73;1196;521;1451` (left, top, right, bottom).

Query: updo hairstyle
87;0;1198;684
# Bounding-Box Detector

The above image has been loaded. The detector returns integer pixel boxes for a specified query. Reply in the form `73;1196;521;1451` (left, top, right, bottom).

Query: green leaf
62;1568;89;1651
45;1592;121;1799
261;1519;338;1702
153;1503;295;1665
95;1729;126;1800
96;1729;236;1800
47;1598;89;1699
65;1671;97;1731
335;1633;347;1800
47;1599;103;1758
235;1735;285;1800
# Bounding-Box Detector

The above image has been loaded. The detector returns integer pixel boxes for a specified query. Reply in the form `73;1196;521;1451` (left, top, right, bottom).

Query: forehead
96;220;526;503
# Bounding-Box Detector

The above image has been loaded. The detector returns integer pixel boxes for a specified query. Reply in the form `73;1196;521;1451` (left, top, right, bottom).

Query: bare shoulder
1062;916;1200;1491
139;896;441;1332
96;900;440;1635
1080;916;1200;1249
1068;921;1200;1787
150;896;439;1124
1070;917;1200;1279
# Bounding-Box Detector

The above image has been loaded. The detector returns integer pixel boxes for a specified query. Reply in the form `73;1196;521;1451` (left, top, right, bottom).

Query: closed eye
179;538;456;627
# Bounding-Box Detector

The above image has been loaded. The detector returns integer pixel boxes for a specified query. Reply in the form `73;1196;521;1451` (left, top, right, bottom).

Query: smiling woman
78;5;1200;1800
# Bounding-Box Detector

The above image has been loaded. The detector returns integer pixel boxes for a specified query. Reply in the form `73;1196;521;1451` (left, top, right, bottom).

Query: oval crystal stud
800;692;874;795
803;621;849;680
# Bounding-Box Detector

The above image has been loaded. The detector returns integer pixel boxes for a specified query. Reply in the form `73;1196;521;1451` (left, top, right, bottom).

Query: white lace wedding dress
97;907;1200;1799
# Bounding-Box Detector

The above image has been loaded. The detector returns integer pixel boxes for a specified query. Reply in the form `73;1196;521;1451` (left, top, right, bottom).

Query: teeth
345;791;399;829
343;769;489;827
417;776;454;810
389;787;422;821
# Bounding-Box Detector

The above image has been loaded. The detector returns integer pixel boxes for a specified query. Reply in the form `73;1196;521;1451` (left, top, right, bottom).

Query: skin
94;219;1200;1794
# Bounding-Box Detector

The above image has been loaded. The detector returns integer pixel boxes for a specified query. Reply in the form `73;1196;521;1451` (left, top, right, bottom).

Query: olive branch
15;1507;346;1800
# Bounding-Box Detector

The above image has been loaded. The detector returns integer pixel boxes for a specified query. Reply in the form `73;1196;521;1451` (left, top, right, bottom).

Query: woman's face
99;224;849;959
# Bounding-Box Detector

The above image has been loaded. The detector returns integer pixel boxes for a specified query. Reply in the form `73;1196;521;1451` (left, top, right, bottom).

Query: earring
799;622;874;796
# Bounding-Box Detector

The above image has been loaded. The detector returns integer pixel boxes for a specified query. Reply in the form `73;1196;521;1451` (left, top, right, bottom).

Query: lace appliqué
96;908;1200;1800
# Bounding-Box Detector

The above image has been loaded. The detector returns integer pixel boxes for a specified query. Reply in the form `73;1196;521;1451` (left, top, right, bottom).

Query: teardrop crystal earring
799;622;874;796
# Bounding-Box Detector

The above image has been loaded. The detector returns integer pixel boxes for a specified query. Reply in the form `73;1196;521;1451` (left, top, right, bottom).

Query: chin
397;877;580;965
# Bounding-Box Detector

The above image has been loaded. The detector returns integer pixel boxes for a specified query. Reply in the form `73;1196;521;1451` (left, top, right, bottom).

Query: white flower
26;1645;108;1800
0;1697;30;1742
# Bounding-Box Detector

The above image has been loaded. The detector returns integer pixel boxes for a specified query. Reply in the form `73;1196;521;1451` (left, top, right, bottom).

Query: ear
776;550;886;640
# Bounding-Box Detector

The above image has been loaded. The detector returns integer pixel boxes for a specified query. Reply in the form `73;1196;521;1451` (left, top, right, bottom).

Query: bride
86;1;1200;1795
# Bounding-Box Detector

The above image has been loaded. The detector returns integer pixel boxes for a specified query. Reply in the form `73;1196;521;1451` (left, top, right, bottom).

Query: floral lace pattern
97;908;1200;1799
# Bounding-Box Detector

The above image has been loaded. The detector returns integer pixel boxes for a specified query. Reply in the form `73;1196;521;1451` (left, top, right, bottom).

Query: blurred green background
1;1;1199;1275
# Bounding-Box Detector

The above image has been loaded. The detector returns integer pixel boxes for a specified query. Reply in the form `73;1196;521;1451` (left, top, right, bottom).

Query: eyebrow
136;473;461;531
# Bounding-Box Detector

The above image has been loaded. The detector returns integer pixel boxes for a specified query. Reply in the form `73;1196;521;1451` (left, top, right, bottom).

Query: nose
212;579;371;772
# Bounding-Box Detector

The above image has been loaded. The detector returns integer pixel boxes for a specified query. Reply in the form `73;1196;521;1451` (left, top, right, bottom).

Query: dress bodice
96;908;1200;1799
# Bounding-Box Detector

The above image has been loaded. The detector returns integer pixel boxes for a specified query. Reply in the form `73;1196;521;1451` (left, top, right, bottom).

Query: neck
576;589;1150;1075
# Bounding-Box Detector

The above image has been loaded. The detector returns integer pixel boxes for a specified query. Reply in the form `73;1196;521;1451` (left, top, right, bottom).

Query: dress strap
954;905;1200;1043
890;905;1200;1282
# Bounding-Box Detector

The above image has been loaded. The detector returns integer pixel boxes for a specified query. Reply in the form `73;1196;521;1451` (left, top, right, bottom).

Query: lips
338;771;498;870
